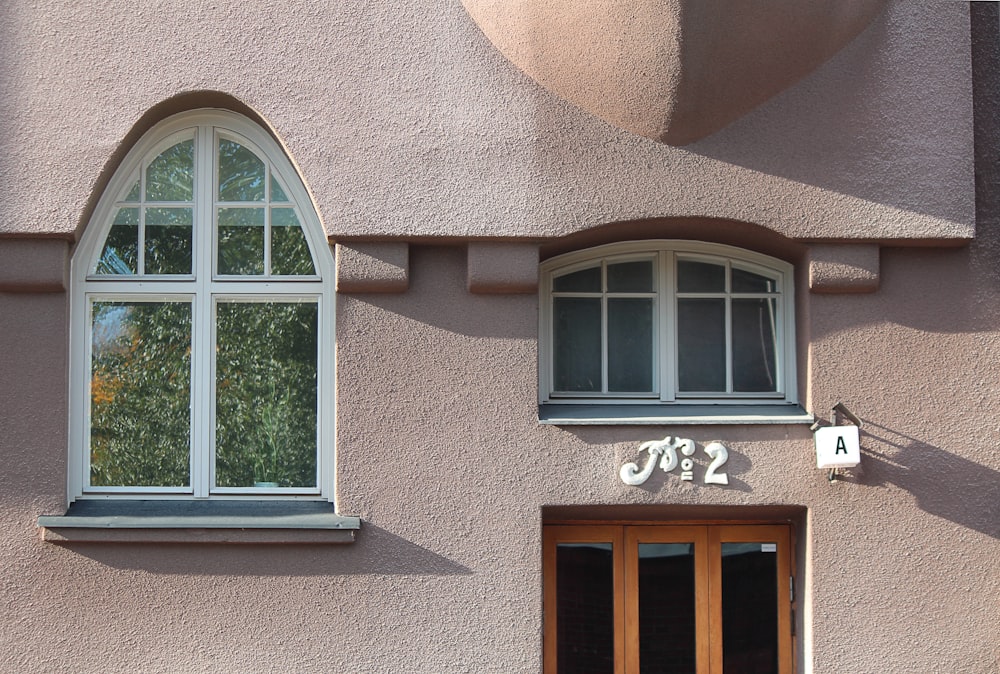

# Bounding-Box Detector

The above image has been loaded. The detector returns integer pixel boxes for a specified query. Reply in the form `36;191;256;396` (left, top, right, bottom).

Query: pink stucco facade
1;1;997;672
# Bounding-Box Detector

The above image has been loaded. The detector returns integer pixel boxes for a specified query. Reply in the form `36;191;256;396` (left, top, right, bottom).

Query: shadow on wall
846;421;1000;540
57;524;473;577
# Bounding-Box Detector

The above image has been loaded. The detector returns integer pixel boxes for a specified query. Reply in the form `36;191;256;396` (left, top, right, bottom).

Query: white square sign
815;425;861;469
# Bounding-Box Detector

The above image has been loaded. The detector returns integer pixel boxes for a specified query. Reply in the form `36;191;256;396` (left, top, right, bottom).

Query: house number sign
620;436;729;486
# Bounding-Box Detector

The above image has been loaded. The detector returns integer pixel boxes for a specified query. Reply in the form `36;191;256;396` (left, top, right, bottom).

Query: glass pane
215;301;319;488
145;139;194;202
677;260;725;293
218;138;265;202
553;298;602;392
270;175;289;202
271;208;316;275
218;207;265;275
608;298;653;392
638;543;697;674
554;266;601;293
124;179;140;202
677;298;725;392
732;267;777;293
96;208;138;275
89;301;191;487
607;260;653;293
732;299;778;393
721;542;779;674
556;543;615;674
144;207;192;274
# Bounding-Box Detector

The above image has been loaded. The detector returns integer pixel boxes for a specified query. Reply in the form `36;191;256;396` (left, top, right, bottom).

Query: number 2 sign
620;437;730;486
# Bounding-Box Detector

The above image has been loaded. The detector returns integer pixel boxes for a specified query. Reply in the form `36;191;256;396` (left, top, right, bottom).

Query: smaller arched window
69;110;335;501
539;241;800;419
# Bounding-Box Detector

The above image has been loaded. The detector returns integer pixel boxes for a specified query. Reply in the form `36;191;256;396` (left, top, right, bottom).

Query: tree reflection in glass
89;301;192;487
215;301;318;488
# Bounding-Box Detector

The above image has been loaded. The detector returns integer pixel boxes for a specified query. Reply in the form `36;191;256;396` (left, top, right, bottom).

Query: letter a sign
815;425;861;469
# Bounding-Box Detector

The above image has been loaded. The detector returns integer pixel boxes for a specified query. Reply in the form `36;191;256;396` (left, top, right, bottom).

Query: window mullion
724;262;734;395
601;262;609;394
662;252;675;402
192;125;215;498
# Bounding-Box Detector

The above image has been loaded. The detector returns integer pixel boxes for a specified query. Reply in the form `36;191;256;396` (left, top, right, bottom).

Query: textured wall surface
0;1;997;673
0;0;974;243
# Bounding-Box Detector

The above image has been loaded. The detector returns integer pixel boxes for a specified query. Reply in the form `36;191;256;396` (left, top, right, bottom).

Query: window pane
553;297;602;392
556;543;615;674
732;299;778;392
271;208;316;276
145;140;194;202
732;267;777;293
607;260;653;292
89;302;192;487
144;207;193;274
677;260;725;293
97;208;138;275
270;175;289;202
218;139;265;202
608;298;653;392
218;207;265;275
215;301;319;488
677;298;725;392
554;266;601;293
124;179;140;202
721;543;779;674
638;543;697;674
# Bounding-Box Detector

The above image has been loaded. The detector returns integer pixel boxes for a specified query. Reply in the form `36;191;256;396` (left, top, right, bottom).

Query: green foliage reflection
90;302;192;487
215;302;318;487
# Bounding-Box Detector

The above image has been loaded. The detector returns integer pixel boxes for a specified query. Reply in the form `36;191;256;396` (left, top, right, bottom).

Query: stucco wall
0;1;998;673
0;0;974;243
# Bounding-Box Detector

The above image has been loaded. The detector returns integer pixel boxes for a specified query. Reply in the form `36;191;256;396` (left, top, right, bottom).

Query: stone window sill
539;403;814;426
37;500;360;544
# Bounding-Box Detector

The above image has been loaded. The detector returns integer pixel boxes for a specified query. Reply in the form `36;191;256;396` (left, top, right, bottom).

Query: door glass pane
215;301;318;488
218;138;265;202
218;207;265;275
638;543;697;674
732;299;778;392
271;208;316;276
144;207;193;274
553;297;602;392
556;543;615;674
554;266;601;293
721;543;779;674
89;301;192;487
677;260;725;293
607;260;653;292
677;298;725;392
145;139;194;202
608;298;653;392
97;207;138;275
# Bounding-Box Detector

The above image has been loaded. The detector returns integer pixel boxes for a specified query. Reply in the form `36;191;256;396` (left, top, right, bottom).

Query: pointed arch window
70;110;335;501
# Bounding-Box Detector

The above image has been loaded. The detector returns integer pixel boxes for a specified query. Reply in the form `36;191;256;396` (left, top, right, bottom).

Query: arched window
69;110;335;501
539;241;800;419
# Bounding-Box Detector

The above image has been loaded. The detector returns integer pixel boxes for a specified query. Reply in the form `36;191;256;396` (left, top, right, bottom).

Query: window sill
538;403;814;426
37;500;361;544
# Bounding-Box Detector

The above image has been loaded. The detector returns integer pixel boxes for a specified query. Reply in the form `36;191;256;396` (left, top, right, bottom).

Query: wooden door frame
543;522;794;674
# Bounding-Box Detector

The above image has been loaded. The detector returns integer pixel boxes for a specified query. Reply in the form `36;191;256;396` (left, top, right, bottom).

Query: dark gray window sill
539;403;814;425
37;500;361;544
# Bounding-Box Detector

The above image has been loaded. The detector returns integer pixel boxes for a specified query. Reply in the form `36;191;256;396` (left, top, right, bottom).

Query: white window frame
539;240;798;407
68;110;336;502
